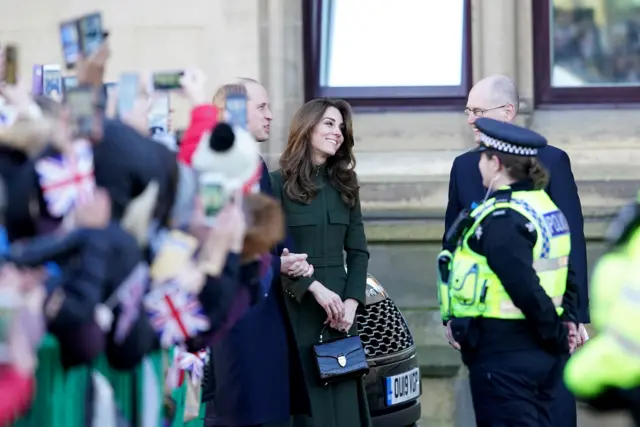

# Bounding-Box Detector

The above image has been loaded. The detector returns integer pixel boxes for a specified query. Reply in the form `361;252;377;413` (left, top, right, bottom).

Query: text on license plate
385;367;420;406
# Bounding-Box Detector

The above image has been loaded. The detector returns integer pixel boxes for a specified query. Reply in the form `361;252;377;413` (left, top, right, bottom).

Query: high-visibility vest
565;222;640;398
439;188;570;321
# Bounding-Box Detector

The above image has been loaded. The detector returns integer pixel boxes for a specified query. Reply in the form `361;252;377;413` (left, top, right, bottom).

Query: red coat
177;105;217;166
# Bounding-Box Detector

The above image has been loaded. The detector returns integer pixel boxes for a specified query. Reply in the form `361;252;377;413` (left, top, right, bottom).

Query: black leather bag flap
313;335;369;385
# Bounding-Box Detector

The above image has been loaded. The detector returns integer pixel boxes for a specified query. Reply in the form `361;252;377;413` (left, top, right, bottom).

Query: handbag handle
319;323;350;343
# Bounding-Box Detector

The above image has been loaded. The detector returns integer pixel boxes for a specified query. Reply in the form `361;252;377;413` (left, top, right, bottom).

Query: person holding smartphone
176;71;313;427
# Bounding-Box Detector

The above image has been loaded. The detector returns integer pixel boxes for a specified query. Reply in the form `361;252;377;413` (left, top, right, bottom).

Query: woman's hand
309;281;344;324
336;298;359;333
445;320;461;350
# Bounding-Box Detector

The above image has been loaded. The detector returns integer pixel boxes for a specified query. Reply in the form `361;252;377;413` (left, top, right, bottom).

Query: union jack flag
113;263;149;344
143;281;210;348
177;350;206;385
34;139;95;218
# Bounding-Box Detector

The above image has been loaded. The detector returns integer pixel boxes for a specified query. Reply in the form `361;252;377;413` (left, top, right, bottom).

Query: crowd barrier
12;335;197;427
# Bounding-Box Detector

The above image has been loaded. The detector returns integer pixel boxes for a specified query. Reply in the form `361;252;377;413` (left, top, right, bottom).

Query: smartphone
62;76;79;93
32;65;43;96
60;21;81;68
3;45;18;85
65;87;95;136
148;91;170;133
78;13;104;58
175;128;185;146
199;173;229;222
42;65;63;100
117;73;139;117
59;12;104;69
103;81;116;107
152;71;184;91
225;86;248;129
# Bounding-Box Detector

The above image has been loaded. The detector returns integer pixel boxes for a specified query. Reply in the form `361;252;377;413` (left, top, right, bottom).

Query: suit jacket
204;157;294;426
444;147;590;323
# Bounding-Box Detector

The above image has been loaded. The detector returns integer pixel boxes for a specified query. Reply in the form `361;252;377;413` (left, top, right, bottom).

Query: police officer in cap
438;118;579;426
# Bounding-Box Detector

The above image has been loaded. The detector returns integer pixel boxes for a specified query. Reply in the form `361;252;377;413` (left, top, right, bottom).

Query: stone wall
3;0;640;163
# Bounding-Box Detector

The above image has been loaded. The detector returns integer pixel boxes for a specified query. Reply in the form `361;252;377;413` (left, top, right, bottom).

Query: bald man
443;75;587;427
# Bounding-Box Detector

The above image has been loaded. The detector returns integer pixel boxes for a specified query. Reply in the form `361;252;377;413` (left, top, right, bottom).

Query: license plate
385;367;421;406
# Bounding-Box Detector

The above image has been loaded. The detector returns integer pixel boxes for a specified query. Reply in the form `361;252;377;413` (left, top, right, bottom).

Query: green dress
270;165;372;427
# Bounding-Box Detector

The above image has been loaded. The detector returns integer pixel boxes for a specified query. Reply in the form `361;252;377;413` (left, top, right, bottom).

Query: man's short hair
232;77;259;85
490;76;520;115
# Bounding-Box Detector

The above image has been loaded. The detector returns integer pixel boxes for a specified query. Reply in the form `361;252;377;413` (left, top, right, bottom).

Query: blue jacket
204;158;293;426
444;146;589;323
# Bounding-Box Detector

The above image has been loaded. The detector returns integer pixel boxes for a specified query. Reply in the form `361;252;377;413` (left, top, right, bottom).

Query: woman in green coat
270;98;371;427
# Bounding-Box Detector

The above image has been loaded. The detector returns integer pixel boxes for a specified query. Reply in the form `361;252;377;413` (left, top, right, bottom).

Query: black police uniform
444;118;579;427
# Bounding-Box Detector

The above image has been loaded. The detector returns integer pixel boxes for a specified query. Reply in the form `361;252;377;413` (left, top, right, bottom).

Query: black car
358;274;422;427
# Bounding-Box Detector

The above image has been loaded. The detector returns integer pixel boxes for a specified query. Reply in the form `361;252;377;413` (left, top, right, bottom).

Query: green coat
270;166;372;427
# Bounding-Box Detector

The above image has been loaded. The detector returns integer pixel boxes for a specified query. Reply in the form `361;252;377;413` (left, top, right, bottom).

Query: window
534;0;640;105
303;0;472;107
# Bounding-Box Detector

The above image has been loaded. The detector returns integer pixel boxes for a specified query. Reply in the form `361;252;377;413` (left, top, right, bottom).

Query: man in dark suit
204;79;311;427
444;75;588;427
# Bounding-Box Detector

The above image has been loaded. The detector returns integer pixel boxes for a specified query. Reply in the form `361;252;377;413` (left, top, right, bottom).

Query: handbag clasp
337;354;347;367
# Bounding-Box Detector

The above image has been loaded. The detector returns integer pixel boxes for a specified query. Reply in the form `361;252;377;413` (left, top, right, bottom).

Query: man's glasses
464;104;508;117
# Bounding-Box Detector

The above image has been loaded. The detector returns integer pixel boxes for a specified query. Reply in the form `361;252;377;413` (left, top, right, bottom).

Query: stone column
472;0;517;81
258;0;305;169
515;0;535;117
472;0;534;123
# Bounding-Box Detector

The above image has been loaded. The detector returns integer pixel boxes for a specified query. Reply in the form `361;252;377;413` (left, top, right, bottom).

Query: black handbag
312;325;369;386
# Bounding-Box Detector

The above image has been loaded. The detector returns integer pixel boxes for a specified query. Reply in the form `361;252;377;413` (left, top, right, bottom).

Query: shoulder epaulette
493;189;513;204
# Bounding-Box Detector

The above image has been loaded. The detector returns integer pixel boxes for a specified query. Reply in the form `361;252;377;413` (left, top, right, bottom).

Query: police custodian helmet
473;118;547;157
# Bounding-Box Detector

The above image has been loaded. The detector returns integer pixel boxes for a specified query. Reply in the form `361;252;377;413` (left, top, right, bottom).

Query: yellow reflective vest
438;188;571;321
565;219;640;397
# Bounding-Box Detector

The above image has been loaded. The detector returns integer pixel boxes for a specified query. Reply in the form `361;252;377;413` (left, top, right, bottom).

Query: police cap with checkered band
473;118;547;157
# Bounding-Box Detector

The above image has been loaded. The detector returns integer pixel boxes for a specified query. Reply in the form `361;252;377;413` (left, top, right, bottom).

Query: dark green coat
270;166;372;427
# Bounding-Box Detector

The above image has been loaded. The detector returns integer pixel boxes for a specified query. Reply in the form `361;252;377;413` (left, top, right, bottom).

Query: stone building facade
2;0;637;171
2;0;636;211
1;1;637;425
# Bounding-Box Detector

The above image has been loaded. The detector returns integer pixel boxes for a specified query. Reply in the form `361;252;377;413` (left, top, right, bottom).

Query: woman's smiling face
310;106;344;163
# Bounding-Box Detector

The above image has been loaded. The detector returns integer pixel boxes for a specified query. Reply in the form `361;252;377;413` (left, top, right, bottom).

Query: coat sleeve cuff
281;275;314;303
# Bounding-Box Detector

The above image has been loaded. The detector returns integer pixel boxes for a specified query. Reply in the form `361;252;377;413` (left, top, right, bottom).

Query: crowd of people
0;26;371;427
553;6;640;84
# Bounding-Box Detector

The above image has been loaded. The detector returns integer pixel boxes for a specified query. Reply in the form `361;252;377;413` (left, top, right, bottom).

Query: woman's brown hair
279;98;359;207
484;150;549;190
